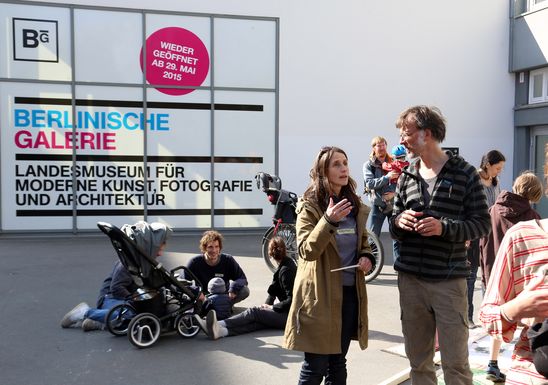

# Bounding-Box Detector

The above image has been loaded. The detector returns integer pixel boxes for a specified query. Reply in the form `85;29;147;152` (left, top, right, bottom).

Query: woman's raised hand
325;197;353;223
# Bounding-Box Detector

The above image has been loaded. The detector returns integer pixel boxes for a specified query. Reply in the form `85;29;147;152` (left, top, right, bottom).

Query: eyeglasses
399;130;419;140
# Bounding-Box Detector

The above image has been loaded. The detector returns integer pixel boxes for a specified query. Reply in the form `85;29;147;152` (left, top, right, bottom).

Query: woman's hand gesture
325;197;352;223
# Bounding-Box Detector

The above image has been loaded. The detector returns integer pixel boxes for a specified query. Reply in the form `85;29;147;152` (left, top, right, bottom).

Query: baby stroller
97;222;202;348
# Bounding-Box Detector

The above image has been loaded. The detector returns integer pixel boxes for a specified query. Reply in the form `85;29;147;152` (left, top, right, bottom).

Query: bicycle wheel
261;223;298;273
364;231;384;283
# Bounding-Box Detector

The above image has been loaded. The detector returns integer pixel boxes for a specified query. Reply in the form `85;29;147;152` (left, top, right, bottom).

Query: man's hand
386;170;399;180
395;209;423;232
413;216;443;237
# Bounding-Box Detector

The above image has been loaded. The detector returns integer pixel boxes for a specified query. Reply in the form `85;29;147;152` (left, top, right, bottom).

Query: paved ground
0;230;485;385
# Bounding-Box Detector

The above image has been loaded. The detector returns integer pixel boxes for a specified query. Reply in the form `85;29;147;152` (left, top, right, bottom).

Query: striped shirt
479;220;548;385
389;153;491;279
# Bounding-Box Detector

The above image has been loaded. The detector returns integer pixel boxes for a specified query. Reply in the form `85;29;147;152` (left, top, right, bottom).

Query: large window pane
74;10;143;84
74;86;145;229
213;91;276;228
214;18;276;89
0;3;71;81
145;14;211;94
146;89;212;229
0;82;73;230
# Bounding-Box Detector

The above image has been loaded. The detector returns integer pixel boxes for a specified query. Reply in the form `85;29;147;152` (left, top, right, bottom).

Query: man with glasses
389;105;491;385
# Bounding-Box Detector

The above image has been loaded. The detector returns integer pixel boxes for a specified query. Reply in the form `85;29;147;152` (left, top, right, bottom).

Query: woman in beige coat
283;146;374;384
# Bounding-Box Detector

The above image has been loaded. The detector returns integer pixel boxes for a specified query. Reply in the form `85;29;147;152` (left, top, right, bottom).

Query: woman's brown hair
268;236;287;262
302;146;361;213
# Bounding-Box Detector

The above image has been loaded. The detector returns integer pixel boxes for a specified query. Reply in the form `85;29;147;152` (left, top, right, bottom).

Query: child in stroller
61;221;203;348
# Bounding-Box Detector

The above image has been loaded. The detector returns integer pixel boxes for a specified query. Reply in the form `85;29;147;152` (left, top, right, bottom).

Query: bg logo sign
12;18;58;62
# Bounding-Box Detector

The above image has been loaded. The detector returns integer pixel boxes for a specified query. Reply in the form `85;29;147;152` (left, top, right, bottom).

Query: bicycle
255;172;384;283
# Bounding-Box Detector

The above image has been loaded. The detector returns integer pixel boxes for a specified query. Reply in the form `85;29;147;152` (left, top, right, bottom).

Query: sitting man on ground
186;230;250;314
197;236;296;340
60;221;172;331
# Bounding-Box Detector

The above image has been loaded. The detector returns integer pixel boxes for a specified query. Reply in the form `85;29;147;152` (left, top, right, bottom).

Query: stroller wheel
175;313;200;338
128;313;161;348
106;303;136;336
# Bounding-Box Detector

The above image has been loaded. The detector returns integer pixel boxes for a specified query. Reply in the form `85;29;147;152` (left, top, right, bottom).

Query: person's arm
265;294;276;305
296;201;337;261
109;263;134;299
272;264;296;313
226;255;248;294
388;173;409;241
479;230;518;342
478;226;548;342
363;161;390;191
184;257;207;291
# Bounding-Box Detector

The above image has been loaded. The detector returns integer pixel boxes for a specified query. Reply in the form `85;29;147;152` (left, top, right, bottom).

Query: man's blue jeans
85;297;125;324
367;204;389;237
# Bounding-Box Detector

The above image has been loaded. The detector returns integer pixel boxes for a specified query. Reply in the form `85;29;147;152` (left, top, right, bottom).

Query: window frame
528;0;548;12
529;68;548;104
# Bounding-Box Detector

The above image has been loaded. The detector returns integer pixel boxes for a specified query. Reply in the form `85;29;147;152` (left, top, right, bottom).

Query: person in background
198;236;297;340
382;145;410;186
284;146;374;385
363;136;399;237
381;144;409;258
186;230;250;314
479;171;543;382
479;146;548;384
478;150;506;208
467;149;506;329
61;221;171;332
390;105;491;385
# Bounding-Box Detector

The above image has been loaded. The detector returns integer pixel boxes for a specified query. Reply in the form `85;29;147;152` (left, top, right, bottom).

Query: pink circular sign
140;27;210;96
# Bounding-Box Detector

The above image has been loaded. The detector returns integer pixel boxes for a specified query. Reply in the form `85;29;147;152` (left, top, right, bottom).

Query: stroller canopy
121;221;172;279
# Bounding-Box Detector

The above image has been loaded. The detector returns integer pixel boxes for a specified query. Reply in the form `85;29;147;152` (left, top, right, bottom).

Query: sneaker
81;318;104;332
61;302;90;328
194;314;208;335
486;364;506;382
206;310;221;340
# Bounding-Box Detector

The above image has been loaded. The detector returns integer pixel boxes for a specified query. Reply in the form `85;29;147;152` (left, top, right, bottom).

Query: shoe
194;314;208;335
61;302;90;328
81;318;104;332
206;310;221;340
486;364;506;382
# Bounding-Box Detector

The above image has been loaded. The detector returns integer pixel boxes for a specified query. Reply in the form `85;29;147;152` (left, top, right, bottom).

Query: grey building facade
510;0;548;217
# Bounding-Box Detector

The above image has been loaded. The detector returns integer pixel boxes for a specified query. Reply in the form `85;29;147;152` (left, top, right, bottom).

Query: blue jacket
206;293;232;320
363;157;392;208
